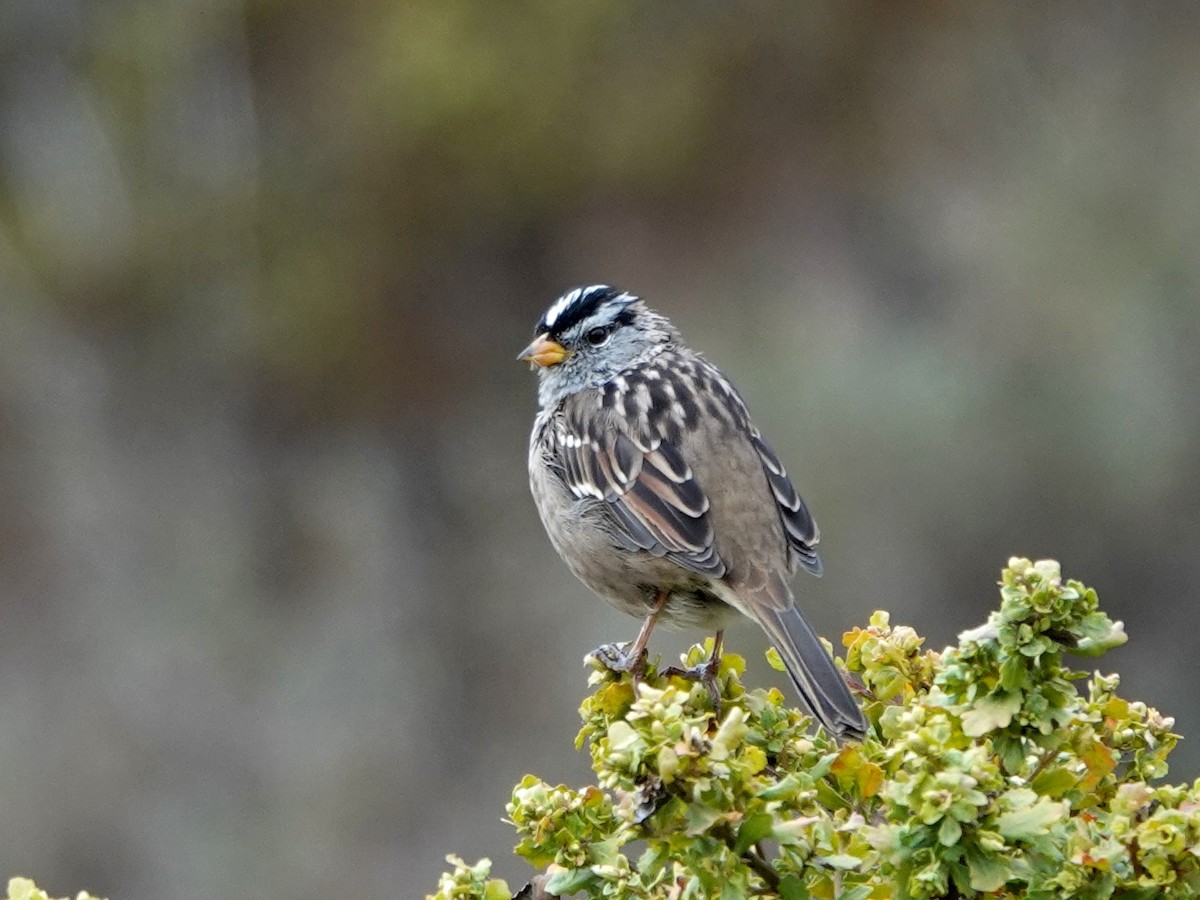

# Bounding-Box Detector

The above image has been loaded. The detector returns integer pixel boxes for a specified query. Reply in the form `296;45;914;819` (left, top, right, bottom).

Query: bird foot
664;655;723;715
591;642;649;679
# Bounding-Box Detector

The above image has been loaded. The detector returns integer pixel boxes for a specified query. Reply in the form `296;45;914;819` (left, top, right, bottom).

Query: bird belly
529;453;731;628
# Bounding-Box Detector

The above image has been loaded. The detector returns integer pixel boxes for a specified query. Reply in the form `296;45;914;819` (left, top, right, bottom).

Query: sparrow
520;284;866;740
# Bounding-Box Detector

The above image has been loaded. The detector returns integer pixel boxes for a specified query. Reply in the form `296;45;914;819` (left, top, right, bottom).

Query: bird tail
756;603;868;742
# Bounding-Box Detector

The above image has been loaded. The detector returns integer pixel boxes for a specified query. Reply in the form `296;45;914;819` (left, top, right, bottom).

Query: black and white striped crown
536;284;638;336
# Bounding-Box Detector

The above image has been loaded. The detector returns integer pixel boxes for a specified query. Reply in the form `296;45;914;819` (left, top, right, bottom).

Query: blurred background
2;1;1199;896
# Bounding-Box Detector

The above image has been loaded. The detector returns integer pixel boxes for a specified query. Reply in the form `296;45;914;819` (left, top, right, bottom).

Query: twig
742;848;780;892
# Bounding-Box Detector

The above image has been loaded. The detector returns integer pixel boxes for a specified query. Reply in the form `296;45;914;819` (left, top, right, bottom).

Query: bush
4;878;104;900
429;559;1195;899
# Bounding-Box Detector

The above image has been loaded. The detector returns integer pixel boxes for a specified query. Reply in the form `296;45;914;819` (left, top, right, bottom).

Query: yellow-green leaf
1031;766;1080;798
960;692;1022;736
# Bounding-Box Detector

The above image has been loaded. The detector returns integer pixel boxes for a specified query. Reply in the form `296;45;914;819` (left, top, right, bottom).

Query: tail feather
756;605;868;741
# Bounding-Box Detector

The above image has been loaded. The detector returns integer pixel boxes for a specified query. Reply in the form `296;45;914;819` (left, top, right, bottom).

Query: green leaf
757;773;804;801
830;744;885;799
960;691;1022;736
999;654;1027;692
684;801;727;836
593;681;635;716
1079;739;1118;791
1030;766;1079;798
808;752;838;780
7;880;43;900
995;733;1027;775
965;846;1010;892
735;812;775;855
815;779;850;810
1074;619;1128;656
765;646;786;672
637;842;668;876
938;816;963;846
542;867;596;895
818;853;862;871
778;874;810;900
997;795;1065;841
605;720;640;750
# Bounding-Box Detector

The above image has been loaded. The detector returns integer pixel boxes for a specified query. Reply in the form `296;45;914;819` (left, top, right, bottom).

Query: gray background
2;3;1198;896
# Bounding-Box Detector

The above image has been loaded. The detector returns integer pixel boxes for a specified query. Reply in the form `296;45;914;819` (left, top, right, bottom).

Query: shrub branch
429;559;1197;899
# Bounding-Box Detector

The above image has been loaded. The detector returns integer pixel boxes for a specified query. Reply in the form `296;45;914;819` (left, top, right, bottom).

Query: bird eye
585;326;611;347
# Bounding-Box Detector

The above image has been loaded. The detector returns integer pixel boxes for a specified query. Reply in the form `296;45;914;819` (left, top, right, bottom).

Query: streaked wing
750;432;822;575
682;356;822;577
554;416;726;578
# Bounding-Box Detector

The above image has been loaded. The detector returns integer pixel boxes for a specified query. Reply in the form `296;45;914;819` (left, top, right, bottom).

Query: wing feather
750;433;822;575
553;409;726;578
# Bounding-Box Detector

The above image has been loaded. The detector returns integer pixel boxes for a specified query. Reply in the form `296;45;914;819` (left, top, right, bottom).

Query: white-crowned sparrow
520;285;867;741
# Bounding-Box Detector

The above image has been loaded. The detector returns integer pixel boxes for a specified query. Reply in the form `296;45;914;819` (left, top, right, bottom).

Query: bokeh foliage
5;4;1200;897
4;879;103;900
430;560;1195;898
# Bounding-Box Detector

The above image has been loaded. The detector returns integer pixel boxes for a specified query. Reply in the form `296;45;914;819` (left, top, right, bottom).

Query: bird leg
665;629;724;713
593;589;669;679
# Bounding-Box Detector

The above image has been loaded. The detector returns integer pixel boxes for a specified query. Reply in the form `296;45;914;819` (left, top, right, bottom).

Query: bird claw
591;642;648;679
664;657;722;716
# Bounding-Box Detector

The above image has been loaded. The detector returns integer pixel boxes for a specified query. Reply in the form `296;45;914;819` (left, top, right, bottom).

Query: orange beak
518;334;570;368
